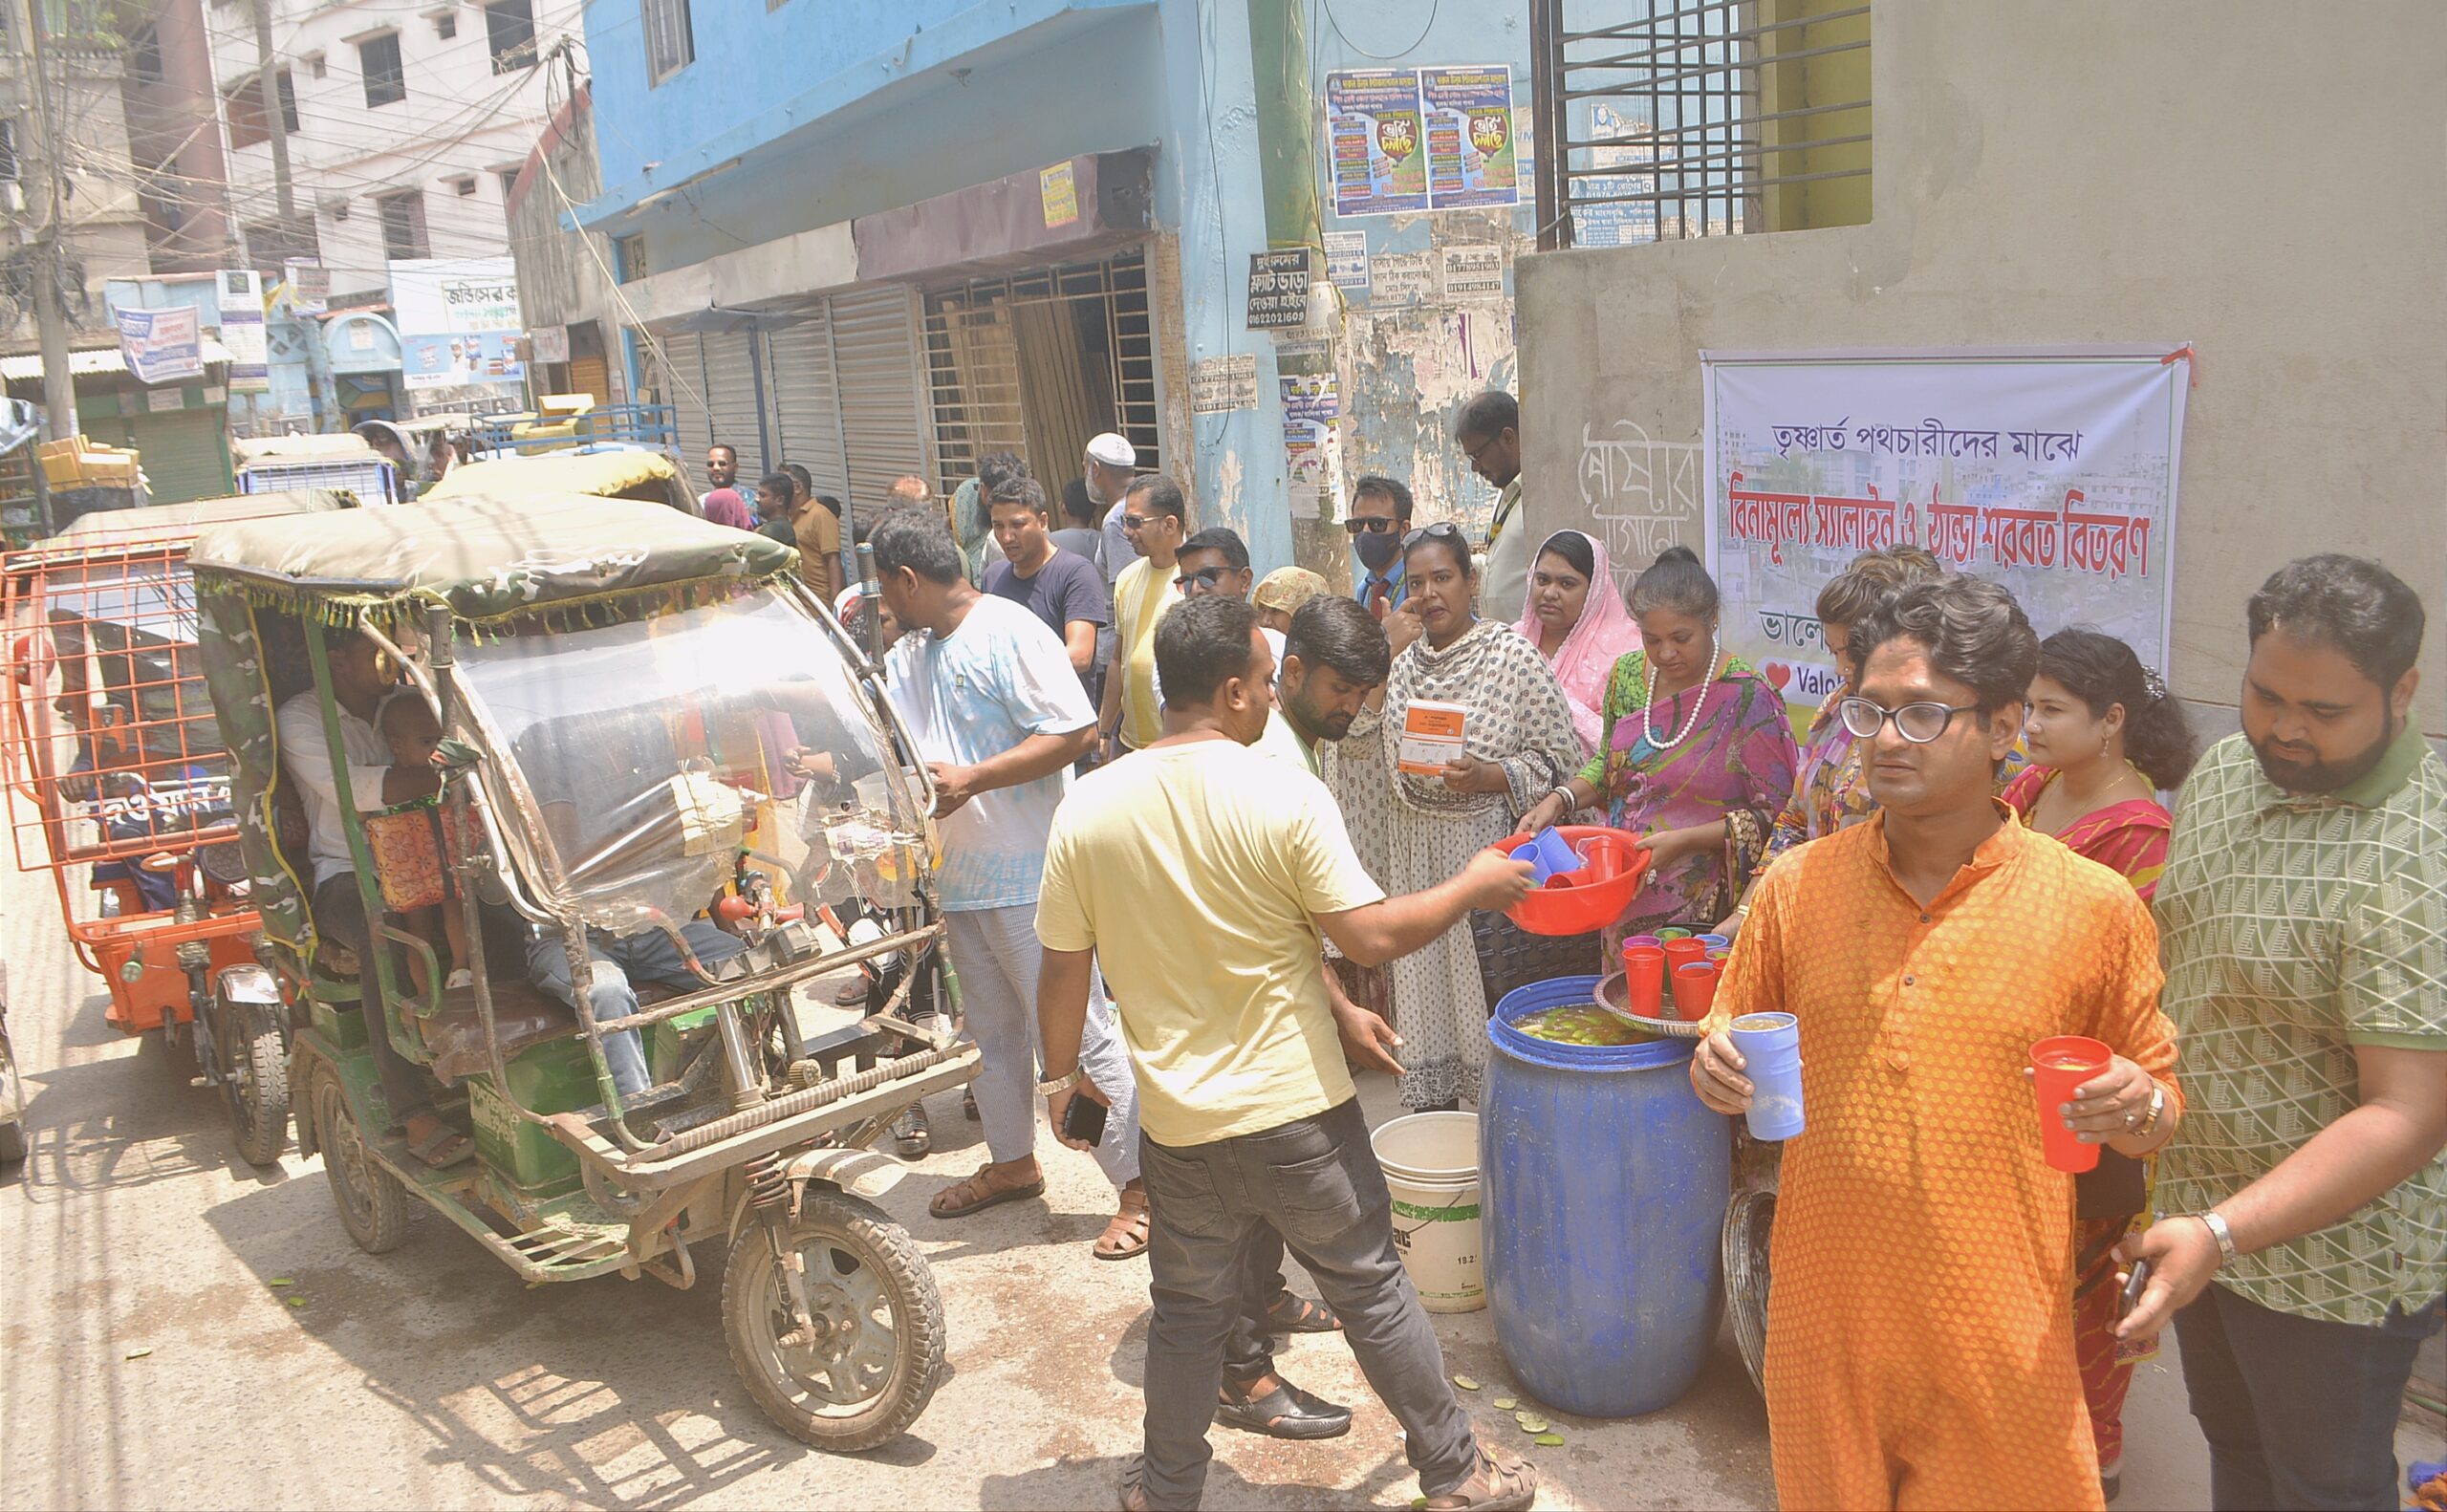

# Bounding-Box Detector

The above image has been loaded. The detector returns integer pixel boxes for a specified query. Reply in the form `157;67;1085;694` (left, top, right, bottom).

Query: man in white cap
1086;432;1140;590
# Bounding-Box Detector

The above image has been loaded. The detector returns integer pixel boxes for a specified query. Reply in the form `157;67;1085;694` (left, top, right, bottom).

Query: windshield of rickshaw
454;583;922;935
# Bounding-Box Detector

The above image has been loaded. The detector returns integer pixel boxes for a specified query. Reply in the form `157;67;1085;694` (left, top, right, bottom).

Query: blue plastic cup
1728;1011;1804;1140
1513;825;1579;883
1695;933;1731;950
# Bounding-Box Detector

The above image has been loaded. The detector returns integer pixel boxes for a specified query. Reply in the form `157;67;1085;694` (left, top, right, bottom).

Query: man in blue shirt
1347;474;1414;616
872;507;1150;1256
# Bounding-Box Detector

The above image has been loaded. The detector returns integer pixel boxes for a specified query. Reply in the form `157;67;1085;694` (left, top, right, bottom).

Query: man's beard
2250;715;2396;795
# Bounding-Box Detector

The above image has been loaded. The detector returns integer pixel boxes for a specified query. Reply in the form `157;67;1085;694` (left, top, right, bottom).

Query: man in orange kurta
1696;577;2184;1512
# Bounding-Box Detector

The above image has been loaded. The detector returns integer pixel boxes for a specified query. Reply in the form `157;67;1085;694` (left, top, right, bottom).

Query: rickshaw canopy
186;491;795;627
42;490;353;546
231;434;391;467
421;450;687;509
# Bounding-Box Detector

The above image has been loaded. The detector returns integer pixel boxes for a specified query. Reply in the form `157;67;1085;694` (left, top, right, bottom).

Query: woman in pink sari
1516;530;1642;757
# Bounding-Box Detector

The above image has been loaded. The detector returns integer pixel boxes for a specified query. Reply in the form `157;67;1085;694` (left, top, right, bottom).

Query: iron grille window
378;190;429;261
1530;0;1871;248
921;249;1161;492
359;32;406;107
642;0;693;84
486;0;536;73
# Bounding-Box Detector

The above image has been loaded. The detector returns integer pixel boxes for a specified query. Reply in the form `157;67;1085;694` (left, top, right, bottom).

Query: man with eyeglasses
1344;475;1415;617
1098;472;1188;763
1152;528;1286;713
1689;575;2182;1512
1455;392;1527;623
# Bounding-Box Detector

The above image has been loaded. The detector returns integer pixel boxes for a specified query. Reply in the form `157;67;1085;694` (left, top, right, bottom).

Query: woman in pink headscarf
700;486;756;531
1515;529;1641;756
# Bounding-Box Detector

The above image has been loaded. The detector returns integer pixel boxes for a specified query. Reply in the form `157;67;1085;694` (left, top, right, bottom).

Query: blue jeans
527;921;747;1098
2175;1282;2444;1511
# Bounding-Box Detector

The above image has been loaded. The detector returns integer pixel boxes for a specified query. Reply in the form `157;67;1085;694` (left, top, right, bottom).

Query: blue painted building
569;0;1538;581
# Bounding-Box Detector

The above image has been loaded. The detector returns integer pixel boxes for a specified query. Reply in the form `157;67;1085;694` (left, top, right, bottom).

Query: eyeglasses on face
1837;697;1984;744
1174;566;1230;592
1120;512;1161;533
1401;521;1465;551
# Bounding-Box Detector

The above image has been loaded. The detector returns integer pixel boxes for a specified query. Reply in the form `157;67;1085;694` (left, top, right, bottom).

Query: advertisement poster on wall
1326;70;1428;217
1701;347;2191;714
1572;102;1659;248
1420;65;1520;209
1282;374;1342;520
220;270;270;393
391;256;527;391
113;305;203;386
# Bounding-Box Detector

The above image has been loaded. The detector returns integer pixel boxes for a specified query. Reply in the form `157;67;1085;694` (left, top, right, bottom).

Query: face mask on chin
1353;530;1401;574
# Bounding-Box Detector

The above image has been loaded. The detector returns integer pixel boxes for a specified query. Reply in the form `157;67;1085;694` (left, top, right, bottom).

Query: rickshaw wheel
223;1004;290;1168
311;1067;410;1253
722;1190;944;1452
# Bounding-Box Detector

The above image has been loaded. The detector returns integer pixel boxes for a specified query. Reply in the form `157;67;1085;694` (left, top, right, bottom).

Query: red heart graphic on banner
1765;661;1792;691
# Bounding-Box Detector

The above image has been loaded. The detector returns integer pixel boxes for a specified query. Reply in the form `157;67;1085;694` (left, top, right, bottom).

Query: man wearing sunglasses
1690;575;2181;1512
1345;475;1415;617
1153;528;1286;712
1099;472;1189;763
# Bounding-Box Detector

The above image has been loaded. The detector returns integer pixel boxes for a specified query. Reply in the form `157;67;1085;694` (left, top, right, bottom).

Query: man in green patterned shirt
2121;555;2445;1512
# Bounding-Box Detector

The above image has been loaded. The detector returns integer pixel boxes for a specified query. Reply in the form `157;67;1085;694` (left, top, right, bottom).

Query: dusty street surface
3;856;2436;1510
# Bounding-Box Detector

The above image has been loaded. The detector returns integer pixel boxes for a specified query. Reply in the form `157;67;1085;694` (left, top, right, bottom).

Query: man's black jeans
1134;1096;1478;1511
2175;1281;2444;1511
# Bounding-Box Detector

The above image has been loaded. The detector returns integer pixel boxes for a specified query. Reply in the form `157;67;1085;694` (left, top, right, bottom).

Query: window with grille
359;32;406;107
642;0;693;84
1530;0;1870;248
922;248;1162;491
486;0;536;73
224;72;300;150
128;26;163;83
378;190;429;261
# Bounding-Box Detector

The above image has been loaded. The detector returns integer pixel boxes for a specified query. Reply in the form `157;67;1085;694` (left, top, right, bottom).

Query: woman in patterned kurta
1693;578;2185;1511
2009;628;2197;1496
1327;526;1578;1110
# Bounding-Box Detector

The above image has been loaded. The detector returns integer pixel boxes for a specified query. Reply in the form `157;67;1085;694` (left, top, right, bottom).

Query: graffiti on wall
1579;419;1704;585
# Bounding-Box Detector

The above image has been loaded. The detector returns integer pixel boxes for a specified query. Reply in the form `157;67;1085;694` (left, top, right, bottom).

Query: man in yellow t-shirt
1097;472;1186;761
1035;594;1540;1512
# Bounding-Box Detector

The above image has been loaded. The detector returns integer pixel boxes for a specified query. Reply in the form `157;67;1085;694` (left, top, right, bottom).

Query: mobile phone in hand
1061;1092;1108;1147
2118;1258;2152;1320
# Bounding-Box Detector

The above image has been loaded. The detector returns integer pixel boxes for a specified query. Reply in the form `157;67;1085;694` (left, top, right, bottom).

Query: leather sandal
1423;1449;1540;1512
1094;1181;1151;1261
1267;1290;1342;1333
928;1161;1043;1219
1214;1372;1353;1440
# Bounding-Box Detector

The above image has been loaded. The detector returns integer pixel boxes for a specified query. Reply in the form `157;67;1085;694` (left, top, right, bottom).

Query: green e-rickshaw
187;490;978;1450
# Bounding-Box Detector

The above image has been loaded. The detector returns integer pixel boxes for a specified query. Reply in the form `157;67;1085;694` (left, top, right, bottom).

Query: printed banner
1420;65;1519;209
1282;374;1341;521
1702;349;2191;712
390;256;525;390
1326;70;1428;217
114;305;203;386
220;270;269;393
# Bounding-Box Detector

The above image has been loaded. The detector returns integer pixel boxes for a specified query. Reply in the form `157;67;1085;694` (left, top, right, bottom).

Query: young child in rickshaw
375;696;474;994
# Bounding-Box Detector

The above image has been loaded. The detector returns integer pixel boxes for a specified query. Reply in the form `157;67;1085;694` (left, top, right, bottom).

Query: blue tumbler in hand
1728;1011;1805;1140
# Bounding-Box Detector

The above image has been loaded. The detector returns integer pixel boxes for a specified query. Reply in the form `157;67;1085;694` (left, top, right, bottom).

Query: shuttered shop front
763;304;848;503
700;328;767;480
87;406;233;505
830;284;932;513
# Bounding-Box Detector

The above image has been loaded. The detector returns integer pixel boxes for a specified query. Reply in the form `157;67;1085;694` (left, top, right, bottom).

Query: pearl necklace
1640;637;1722;751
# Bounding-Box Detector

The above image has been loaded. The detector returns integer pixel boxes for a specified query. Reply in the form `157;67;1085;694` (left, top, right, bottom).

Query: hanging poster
285;258;330;316
1040;162;1079;228
1370;250;1435;307
1702;347;2192;715
1282;374;1341;520
1440;245;1505;301
1322;230;1370;293
114;305;203;386
1421;65;1520;209
220;270;269;394
1191;353;1259;414
1326;70;1428;217
391;256;526;391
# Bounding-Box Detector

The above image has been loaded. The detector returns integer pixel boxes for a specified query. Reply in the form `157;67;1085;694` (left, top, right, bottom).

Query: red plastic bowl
1490;825;1651;937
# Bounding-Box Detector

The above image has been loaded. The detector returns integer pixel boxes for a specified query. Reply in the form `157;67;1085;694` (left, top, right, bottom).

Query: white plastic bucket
1372;1111;1484;1313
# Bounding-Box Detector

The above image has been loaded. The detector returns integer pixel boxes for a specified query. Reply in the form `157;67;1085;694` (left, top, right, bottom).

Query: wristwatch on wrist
2198;1210;2239;1266
1034;1066;1084;1098
2132;1082;2167;1138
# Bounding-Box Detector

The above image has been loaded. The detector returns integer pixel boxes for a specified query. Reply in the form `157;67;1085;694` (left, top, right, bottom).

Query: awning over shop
0;341;236;382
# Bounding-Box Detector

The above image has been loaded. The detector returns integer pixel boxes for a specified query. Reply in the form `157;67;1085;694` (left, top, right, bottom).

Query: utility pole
10;0;79;444
249;0;296;235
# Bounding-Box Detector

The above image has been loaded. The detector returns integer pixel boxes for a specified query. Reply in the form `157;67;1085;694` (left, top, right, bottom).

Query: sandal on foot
1267;1290;1342;1333
405;1117;473;1168
1094;1183;1151;1261
892;1104;931;1157
1214;1372;1352;1440
928;1163;1043;1219
1423;1449;1540;1512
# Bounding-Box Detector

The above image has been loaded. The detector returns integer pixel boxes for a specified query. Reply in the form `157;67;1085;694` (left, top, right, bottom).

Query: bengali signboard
391;256;526;391
1420;65;1519;209
1246;249;1312;331
220;270;269;393
1701;348;2192;712
114;304;203;386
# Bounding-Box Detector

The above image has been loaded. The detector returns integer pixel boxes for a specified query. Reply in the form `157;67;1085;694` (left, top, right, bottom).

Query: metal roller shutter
701;328;767;480
831;284;933;518
95;408;233;505
765;304;848;502
657;334;713;486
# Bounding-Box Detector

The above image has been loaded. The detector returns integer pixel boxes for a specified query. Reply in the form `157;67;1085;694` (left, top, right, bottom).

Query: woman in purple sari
1515;547;1799;949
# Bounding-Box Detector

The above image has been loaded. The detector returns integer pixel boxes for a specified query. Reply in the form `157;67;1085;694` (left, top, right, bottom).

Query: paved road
3;854;2436;1509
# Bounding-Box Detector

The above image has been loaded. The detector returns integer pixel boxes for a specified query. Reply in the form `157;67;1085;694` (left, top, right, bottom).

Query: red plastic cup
1661;938;1709;979
1574;836;1625;881
1672;961;1720;1022
2031;1034;2111;1174
1541;869;1589;890
1620;945;1666;1017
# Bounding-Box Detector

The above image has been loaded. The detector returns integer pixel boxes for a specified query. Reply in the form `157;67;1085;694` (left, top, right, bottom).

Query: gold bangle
2132;1083;2166;1138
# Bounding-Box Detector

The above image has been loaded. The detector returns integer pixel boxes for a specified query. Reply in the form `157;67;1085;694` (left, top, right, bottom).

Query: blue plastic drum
1482;975;1732;1417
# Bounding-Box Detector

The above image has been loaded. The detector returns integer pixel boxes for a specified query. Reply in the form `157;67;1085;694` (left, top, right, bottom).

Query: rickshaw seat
422;978;683;1084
